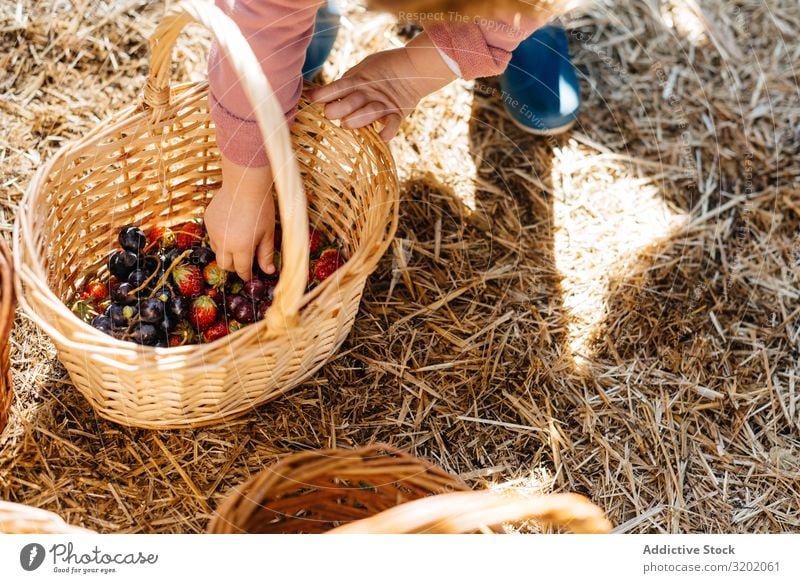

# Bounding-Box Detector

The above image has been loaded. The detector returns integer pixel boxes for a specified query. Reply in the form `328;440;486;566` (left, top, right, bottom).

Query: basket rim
0;237;14;344
13;83;399;363
207;443;471;533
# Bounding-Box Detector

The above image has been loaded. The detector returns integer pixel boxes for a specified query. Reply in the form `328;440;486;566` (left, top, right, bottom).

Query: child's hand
205;155;277;282
311;32;457;141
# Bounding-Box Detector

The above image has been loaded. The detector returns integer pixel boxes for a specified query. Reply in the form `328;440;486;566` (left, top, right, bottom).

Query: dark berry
263;282;276;306
128;269;149;289
130;323;158;346
167;296;189;320
190;246;216;268
139;298;165;323
91;315;113;334
225;293;246;315
163;247;184;267
257;302;270;320
106;303;137;327
232;300;255;324
108;250;139;279
119;226;146;253
242;279;267;301
162;314;179;332
141;255;160;276
111;282;137;305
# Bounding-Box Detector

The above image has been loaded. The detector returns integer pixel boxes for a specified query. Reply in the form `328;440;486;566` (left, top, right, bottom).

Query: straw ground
0;0;798;532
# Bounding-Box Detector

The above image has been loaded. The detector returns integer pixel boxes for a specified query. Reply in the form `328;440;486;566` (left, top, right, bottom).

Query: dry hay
0;0;799;533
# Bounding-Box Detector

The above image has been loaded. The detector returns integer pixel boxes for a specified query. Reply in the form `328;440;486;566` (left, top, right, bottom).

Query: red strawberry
174;222;204;250
203;321;228;343
171;263;203;297
169;321;196;346
148;226;176;249
309;228;322;255
84;279;108;303
189;295;218;330
203;260;228;290
313;248;344;283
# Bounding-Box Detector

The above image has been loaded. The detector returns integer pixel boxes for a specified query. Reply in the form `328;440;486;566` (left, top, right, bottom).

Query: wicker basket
207;444;611;534
0;238;14;435
13;1;398;429
0;501;92;534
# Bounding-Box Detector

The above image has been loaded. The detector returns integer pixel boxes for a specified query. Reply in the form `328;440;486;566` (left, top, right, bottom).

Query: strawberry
312;248;344;283
309;228;322;256
203;260;228;290
174;222;204;250
148;226;176;249
84;279;108;303
203;321;228;343
189;295;218;330
169;321;196;346
171;263;203;297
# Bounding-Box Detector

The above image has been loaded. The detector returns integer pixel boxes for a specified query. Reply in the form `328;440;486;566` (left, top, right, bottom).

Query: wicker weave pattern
0;238;13;435
0;501;93;534
208;444;612;534
13;1;398;429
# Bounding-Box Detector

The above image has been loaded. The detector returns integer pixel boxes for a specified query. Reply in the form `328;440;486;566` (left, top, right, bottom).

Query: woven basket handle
327;491;613;534
144;0;308;331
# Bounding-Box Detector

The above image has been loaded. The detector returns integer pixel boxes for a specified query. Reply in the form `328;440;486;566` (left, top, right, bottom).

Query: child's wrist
220;154;273;198
405;32;458;90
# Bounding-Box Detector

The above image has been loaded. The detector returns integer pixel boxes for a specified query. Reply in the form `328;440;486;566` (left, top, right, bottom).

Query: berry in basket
69;221;342;347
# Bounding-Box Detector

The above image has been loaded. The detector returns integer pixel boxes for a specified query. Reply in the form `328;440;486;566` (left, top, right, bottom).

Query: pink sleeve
208;0;322;167
424;14;545;80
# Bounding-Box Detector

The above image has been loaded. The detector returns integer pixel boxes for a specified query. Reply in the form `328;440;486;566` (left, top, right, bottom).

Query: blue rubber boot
498;25;580;135
302;2;341;81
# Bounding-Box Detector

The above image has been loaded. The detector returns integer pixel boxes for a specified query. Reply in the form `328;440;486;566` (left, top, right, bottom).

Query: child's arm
207;0;321;281
312;15;545;140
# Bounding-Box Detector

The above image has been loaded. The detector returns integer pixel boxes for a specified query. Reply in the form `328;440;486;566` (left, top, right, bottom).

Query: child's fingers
233;251;253;282
217;251;234;274
378;114;403;142
323;91;369;121
342;102;392;129
310;77;358;103
257;235;275;275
